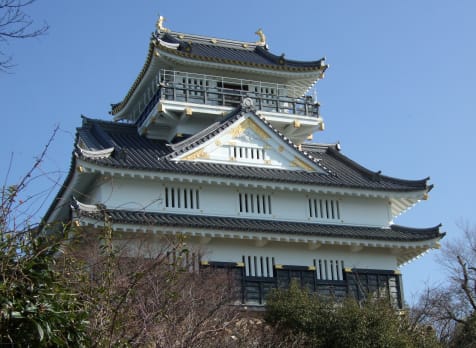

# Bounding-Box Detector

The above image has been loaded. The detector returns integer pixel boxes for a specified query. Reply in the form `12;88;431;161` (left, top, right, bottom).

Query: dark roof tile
158;31;327;70
76;117;429;192
77;208;443;243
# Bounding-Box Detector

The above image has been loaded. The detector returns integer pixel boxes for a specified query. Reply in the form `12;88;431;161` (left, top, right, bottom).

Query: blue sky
1;0;475;303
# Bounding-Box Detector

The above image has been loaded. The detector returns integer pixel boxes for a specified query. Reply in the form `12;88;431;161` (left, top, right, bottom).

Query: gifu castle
45;17;443;307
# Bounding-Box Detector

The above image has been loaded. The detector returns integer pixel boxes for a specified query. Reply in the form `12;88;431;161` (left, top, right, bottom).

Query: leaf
33;320;45;342
11;311;23;319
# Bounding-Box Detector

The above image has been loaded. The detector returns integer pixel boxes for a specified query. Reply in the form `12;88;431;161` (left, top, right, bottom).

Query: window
217;82;247;106
230;145;266;162
254;85;277;110
182;77;209;97
217;81;248;91
164;186;200;210
243;255;274;277
346;270;403;308
238;192;272;215
167;249;200;273
308;198;341;220
314;259;345;281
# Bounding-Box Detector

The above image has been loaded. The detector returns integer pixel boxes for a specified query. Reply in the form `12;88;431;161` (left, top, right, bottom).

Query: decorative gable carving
174;113;325;173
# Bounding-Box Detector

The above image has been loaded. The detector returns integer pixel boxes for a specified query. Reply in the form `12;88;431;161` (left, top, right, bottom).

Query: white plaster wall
89;177;165;211
271;190;308;220
82;224;399;274
87;177;391;226
131;236;399;272
199;239;398;271
200;185;237;215
340;196;389;226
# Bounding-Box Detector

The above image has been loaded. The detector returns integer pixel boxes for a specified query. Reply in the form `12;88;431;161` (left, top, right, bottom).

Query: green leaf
11;311;23;319
33;320;45;342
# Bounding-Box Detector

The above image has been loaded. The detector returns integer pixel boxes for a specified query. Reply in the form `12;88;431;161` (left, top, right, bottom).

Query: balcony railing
159;69;320;117
130;69;321;124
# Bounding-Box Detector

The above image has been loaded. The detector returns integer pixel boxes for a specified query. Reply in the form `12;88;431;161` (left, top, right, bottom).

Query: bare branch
457;255;476;311
1;126;58;235
0;0;48;71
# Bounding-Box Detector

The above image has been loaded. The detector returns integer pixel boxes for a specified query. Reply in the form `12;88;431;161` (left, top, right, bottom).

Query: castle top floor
110;18;328;143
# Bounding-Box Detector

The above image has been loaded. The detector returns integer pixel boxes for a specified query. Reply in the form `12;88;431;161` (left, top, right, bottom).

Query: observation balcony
132;70;324;143
158;69;320;117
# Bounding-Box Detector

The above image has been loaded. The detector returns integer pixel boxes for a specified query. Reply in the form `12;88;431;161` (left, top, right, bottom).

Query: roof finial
255;28;266;47
156;15;170;33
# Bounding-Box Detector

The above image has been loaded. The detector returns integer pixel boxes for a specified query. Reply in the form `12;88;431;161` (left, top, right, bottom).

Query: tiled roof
76;116;429;192
75;208;443;243
111;30;327;116
157;32;327;71
166;106;242;155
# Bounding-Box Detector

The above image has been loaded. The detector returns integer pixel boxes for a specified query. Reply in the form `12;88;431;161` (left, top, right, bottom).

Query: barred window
230;145;265;162
314;258;345;281
164;186;200;210
238;192;272;215
243;255;275;278
308;198;341;220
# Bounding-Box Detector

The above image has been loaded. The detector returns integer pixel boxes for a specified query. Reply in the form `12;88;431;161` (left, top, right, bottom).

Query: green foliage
265;281;441;348
449;313;476;348
0;135;89;347
0;225;89;347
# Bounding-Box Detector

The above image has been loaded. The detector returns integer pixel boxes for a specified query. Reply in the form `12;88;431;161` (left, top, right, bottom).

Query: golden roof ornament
255;28;266;47
156;15;170;33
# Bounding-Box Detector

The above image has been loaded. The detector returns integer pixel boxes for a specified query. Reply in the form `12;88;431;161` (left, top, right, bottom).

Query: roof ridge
327;146;429;188
391;223;443;234
81;116;138;132
255;46;327;68
252;113;333;174
301;143;339;151
166;31;258;49
166;107;243;157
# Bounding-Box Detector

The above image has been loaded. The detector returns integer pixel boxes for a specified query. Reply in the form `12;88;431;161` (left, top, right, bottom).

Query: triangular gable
172;110;326;173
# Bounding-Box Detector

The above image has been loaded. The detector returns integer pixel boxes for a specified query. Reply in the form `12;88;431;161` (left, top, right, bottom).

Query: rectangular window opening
164;186;199;210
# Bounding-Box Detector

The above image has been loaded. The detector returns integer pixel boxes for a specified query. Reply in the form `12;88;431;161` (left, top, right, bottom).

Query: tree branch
0;0;48;71
457;255;476;311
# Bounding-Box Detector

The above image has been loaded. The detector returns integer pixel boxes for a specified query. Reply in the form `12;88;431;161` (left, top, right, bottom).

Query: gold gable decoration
230;125;245;138
182;149;210;161
230;118;270;140
290;156;314;171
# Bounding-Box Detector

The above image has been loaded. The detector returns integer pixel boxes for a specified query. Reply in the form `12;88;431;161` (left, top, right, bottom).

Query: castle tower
46;18;443;307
